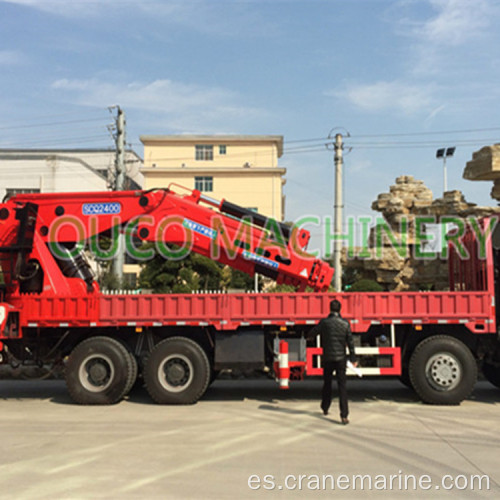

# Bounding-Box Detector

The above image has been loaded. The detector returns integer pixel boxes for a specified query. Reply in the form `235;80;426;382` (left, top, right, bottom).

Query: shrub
348;279;383;292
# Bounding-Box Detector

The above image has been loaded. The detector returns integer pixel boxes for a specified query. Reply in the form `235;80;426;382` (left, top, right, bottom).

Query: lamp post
436;147;456;195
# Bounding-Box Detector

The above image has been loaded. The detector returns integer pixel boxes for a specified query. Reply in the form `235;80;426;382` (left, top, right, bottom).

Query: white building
0;148;144;287
0;148;143;200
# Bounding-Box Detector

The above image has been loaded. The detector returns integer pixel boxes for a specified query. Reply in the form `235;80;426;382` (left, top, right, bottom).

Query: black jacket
309;312;356;363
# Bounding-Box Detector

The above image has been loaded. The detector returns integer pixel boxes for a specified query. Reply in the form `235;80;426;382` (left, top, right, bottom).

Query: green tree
190;253;222;290
348;279;384;292
229;268;256;290
139;251;222;293
265;283;297;293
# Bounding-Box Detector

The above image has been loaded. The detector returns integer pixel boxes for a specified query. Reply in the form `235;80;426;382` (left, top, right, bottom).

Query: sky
1;0;500;254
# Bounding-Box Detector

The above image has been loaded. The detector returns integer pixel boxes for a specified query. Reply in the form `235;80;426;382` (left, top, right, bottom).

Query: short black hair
330;299;341;313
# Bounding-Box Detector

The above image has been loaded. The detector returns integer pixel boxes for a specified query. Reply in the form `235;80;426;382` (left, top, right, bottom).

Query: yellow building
140;135;286;220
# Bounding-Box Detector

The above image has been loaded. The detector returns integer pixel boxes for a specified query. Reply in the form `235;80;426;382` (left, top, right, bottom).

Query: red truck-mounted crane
0;186;332;404
1;186;500;405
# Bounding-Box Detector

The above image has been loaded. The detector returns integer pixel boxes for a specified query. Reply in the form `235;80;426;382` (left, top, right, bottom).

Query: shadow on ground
1;378;498;406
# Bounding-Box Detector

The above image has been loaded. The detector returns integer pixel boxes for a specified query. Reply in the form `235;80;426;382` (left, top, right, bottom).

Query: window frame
5;188;40;197
194;176;214;192
195;144;214;161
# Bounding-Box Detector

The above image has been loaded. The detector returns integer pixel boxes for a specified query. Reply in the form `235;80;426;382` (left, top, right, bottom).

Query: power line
285;136;329;144
285;137;498;153
350;142;493;151
284;144;327;153
283;126;500;146
347;137;500;146
0;135;112;148
1;122;498;158
0;109;107;123
0;124;110;142
0;117;107;131
350;126;500;139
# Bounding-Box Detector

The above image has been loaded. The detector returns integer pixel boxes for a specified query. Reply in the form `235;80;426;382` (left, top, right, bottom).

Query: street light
436;147;456;194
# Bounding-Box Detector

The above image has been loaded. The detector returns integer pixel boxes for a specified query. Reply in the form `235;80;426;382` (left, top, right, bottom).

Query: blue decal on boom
183;219;216;239
242;250;279;269
82;202;121;215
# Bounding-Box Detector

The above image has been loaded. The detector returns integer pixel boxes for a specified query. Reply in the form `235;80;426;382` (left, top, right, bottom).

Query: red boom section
0;187;333;294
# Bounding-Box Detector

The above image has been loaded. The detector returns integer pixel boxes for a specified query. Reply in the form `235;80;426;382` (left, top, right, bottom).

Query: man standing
308;299;357;424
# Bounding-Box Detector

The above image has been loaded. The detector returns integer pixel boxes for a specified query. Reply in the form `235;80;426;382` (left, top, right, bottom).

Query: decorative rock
463;144;500;182
345;175;500;291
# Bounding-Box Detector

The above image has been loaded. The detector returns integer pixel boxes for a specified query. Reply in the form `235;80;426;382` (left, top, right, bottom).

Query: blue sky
1;0;500;252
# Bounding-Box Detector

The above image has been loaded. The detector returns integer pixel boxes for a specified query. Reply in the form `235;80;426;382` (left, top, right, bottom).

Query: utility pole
115;107;126;192
111;106;126;282
333;133;343;292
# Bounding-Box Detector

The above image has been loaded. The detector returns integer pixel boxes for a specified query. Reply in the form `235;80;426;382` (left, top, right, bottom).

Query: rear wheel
409;335;477;405
144;337;210;404
482;362;500;388
66;336;134;405
115;339;139;397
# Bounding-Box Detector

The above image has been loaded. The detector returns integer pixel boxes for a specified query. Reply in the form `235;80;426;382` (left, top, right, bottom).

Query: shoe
341;417;349;425
321;406;328;416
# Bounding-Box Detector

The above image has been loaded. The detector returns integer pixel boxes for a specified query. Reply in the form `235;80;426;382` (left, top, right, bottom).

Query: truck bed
16;291;496;334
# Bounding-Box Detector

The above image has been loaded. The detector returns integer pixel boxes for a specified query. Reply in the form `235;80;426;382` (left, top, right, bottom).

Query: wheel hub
79;354;115;392
87;360;110;386
158;354;194;393
164;359;189;386
426;353;461;391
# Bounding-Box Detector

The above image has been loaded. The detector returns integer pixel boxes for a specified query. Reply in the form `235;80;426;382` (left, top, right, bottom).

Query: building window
195;145;213;161
195;176;213;192
219;145;227;155
5;188;40;198
123;273;137;288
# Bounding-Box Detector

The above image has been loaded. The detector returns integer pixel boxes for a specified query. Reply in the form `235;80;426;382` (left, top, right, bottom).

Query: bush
348;279;383;292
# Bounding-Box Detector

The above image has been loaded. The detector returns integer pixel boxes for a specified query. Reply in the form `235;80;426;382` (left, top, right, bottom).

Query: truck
1;185;499;405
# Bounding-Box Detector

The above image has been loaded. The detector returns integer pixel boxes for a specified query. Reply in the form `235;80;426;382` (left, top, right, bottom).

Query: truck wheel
482;362;500;388
409;335;477;405
144;337;210;404
129;352;139;391
66;336;134;405
115;339;139;397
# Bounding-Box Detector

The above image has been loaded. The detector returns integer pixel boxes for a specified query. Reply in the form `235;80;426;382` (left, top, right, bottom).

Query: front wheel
409;335;477;405
144;337;210;404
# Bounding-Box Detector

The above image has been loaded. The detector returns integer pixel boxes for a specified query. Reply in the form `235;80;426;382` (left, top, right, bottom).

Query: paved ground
0;378;499;499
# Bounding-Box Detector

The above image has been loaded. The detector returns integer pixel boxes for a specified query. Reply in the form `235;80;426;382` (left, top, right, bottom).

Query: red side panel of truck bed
15;295;100;328
15;291;495;334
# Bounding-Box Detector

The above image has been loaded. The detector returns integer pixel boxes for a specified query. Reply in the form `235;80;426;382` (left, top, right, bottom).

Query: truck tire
409;335;477;405
128;351;139;393
144;337;210;404
66;336;134;405
482;362;500;389
115;339;139;397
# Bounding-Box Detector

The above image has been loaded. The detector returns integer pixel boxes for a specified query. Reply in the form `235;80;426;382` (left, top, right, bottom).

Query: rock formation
463;144;500;200
343;175;500;291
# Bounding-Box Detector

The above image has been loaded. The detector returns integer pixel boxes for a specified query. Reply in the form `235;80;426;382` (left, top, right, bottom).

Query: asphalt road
0;378;499;499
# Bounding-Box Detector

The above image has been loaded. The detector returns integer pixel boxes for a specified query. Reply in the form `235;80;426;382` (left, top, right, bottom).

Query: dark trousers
321;359;348;418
